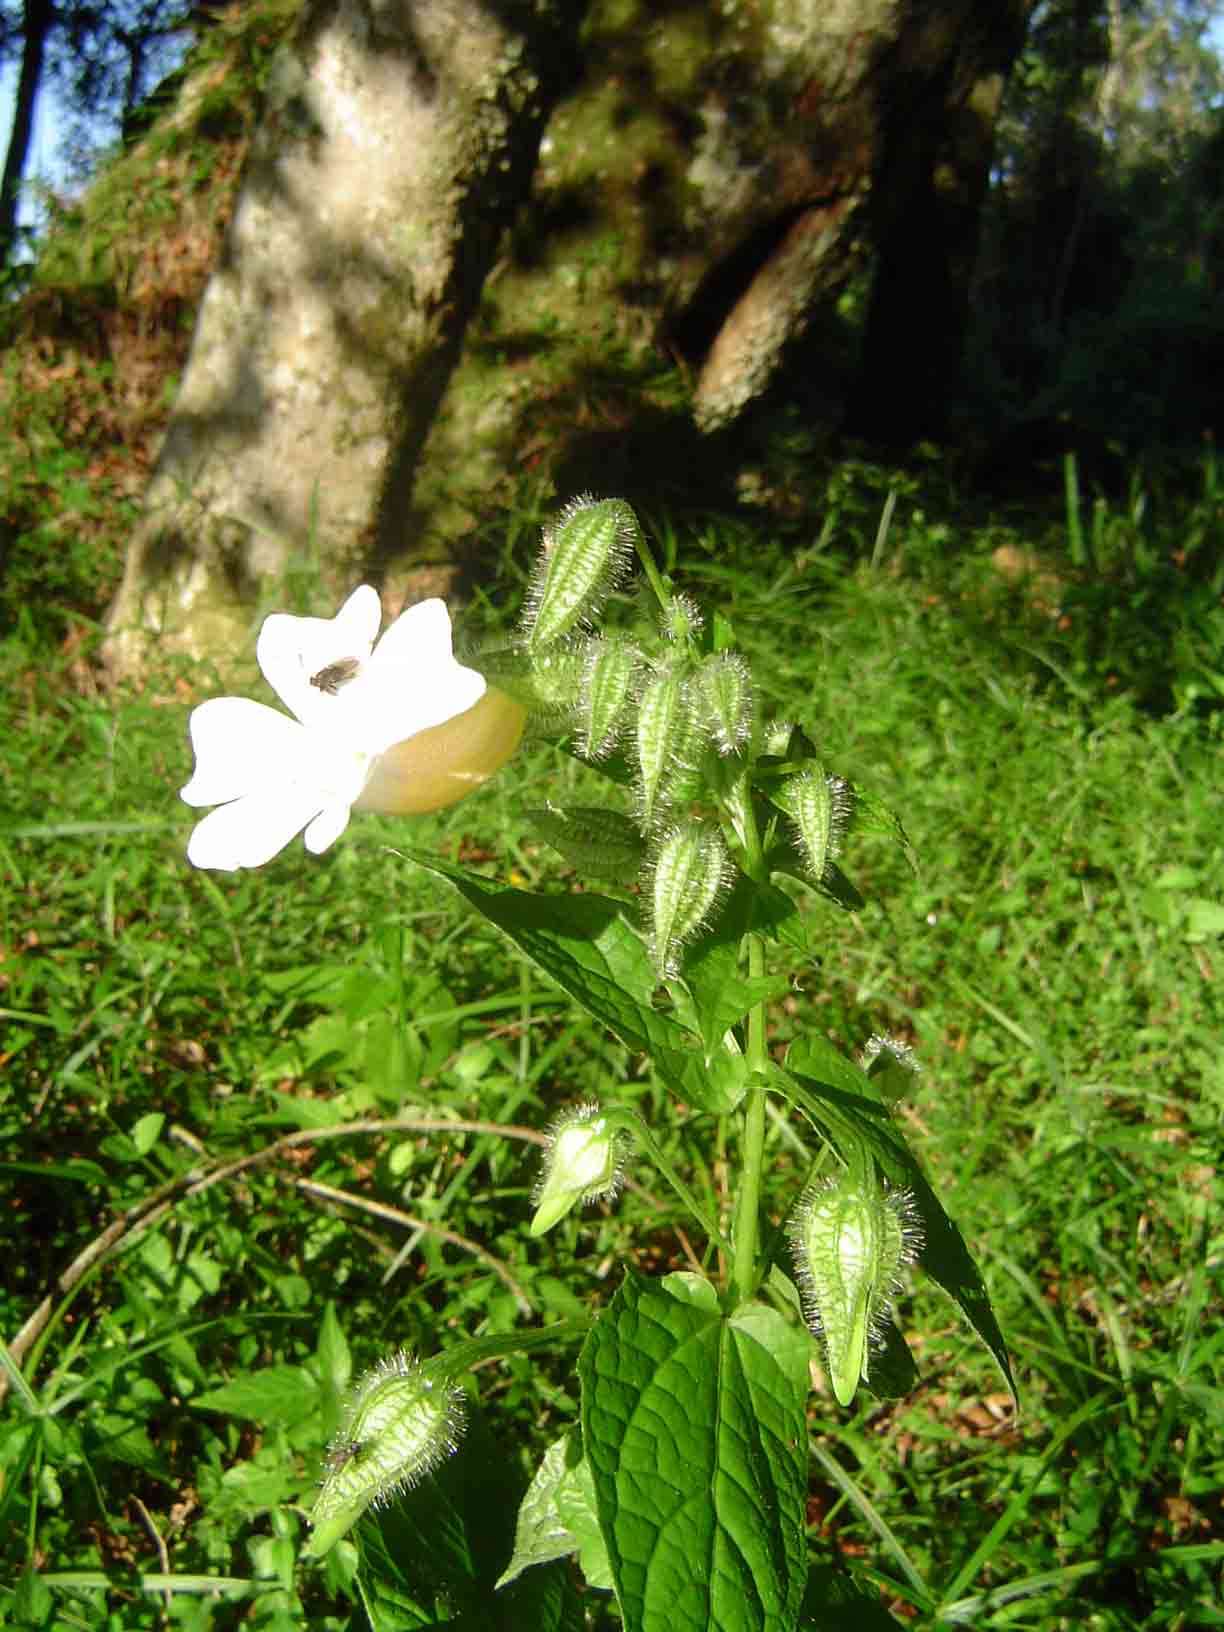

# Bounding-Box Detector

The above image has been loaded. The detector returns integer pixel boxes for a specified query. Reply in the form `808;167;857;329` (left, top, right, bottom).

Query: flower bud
645;820;733;978
305;1351;465;1558
692;651;753;756
354;688;527;815
862;1035;920;1105
762;719;796;758
474;643;586;726
660;592;704;645
530;1104;624;1236
522;497;639;650
787;1173;922;1408
579;633;641;760
526;805;645;887
761;720;818;762
779;766;852;884
634;663;698;829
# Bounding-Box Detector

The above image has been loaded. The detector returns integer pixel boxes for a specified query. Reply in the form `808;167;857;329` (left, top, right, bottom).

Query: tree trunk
0;0;55;268
105;0;1034;666
846;0;1040;446
104;0;583;670
395;0;1039;564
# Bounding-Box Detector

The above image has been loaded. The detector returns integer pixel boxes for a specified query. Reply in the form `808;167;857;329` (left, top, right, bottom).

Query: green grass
2;468;1222;1628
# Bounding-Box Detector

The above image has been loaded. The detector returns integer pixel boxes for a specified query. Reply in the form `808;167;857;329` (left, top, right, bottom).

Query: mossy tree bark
405;0;1038;559
106;0;1034;667
104;0;583;670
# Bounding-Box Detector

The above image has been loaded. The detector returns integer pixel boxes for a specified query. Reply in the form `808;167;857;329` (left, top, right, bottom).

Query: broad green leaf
770;853;866;912
135;1233;221;1312
211;1453;302;1518
88;1410;164;1474
660;1270;721;1312
497;1438;577;1589
252;1089;349;1129
1184;897;1224;940
525;806;646;888
555;1453;614;1591
579;1273;809;1632
753;878;819;955
776;1067;1015;1403
191;1365;320;1426
817;861;866;912
402;851;741;1112
14;1566;53;1621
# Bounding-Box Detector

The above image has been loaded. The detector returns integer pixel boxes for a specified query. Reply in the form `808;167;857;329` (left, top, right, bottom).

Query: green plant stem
728;775;771;1305
633;530;672;614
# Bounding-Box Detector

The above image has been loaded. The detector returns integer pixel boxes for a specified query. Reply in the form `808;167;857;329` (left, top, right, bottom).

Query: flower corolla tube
180;587;525;870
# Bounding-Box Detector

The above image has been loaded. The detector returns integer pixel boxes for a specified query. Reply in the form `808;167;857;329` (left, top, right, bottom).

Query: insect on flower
309;656;362;695
180;588;525;871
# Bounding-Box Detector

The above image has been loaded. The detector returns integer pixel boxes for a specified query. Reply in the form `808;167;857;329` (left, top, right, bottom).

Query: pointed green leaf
850;785;917;870
497;1437;579;1588
819;861;866;912
402;851;741;1112
771;852;866;912
525;805;646;887
316;1303;353;1407
786;1037;884;1106
554;1453;613;1591
130;1112;165;1154
744;874;819;956
191;1365;319;1426
579;1273;809;1632
498;1435;612;1592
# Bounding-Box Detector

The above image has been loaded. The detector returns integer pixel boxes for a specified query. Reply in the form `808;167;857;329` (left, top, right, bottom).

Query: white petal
304;803;352;855
180;698;309;807
257;585;382;723
356;599;486;752
185;787;328;870
369;598;454;668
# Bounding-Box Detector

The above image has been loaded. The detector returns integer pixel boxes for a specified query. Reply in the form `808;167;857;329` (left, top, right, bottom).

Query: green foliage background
1;0;1223;1625
2;466;1222;1625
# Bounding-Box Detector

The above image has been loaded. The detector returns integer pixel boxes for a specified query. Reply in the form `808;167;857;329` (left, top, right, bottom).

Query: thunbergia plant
182;500;1014;1631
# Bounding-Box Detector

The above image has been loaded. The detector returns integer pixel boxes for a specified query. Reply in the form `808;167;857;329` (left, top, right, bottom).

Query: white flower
180;588;488;871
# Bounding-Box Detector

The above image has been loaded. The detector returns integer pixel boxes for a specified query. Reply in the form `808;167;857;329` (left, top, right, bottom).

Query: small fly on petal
180;591;509;869
310;657;362;696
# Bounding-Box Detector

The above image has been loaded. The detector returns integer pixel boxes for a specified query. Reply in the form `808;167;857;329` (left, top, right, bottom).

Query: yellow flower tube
354;686;527;816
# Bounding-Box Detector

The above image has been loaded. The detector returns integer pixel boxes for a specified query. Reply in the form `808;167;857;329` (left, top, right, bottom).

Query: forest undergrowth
1;447;1222;1629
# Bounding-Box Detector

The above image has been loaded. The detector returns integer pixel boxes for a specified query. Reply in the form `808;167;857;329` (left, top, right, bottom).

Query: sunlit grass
2;470;1221;1628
